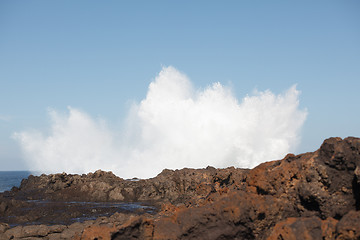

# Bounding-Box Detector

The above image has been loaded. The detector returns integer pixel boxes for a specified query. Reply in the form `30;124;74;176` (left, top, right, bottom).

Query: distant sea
0;171;32;192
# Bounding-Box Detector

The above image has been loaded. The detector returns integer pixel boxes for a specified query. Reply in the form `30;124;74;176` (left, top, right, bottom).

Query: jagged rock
109;137;360;239
0;137;360;239
247;137;360;220
4;166;247;204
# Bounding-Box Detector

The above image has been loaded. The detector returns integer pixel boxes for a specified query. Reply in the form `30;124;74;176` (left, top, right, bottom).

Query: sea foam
14;66;307;178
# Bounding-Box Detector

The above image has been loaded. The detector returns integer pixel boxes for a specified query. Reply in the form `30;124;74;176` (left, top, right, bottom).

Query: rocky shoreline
1;137;360;239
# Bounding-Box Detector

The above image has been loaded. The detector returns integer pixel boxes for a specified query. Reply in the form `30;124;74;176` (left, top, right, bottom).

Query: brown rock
108;187;125;201
60;222;88;239
247;137;360;220
5;166;247;205
48;224;66;234
21;224;50;238
0;202;7;215
267;216;337;240
0;223;9;234
79;224;116;240
336;210;360;240
1;137;360;239
4;225;23;239
149;190;292;239
46;233;62;240
111;216;154;240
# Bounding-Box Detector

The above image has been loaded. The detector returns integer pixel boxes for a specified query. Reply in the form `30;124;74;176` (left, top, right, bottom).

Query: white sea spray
14;66;307;179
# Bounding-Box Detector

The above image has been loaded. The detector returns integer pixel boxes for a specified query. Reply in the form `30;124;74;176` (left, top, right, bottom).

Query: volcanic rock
336;210;360;239
267;216;338;240
0;136;359;239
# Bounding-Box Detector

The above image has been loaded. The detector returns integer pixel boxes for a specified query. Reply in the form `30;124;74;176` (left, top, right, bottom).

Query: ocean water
0;171;32;192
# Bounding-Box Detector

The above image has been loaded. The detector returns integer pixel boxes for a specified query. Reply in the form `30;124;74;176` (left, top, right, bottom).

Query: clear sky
1;1;359;171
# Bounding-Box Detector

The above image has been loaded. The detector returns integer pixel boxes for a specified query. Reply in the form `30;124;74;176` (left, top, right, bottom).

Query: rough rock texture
6;167;248;203
336;210;360;240
0;137;360;239
267;216;338;240
0;167;248;227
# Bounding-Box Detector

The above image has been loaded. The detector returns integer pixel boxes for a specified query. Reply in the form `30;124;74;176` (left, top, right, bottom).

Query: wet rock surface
0;137;359;239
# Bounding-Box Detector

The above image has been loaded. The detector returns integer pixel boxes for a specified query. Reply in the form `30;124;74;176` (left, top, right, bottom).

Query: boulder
336;210;360;239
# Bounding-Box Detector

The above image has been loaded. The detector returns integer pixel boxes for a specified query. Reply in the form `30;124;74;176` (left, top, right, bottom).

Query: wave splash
14;66;307;178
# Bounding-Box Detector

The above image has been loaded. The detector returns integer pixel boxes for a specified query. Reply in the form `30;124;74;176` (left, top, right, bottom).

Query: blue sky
1;1;359;171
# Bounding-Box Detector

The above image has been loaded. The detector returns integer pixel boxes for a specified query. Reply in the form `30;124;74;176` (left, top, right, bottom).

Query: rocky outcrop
108;137;360;240
6;166;248;204
0;166;248;227
247;137;360;220
0;137;359;239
